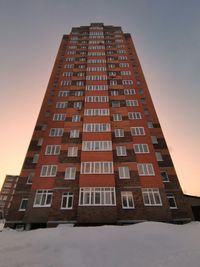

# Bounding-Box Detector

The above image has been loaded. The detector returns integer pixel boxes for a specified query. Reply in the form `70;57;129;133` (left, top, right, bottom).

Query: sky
0;0;199;196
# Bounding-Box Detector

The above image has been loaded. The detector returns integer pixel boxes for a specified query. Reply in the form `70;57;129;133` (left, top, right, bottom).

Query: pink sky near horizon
0;0;199;196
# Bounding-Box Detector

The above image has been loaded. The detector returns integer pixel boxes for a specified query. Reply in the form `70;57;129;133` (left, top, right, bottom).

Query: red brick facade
6;23;192;229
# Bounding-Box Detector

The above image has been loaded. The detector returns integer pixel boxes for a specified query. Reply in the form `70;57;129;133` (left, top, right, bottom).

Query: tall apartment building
7;23;192;229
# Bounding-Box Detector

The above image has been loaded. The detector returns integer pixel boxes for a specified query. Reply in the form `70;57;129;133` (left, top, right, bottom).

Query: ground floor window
61;192;73;209
79;187;116;206
142;188;162;206
33;190;53;207
121;192;134;209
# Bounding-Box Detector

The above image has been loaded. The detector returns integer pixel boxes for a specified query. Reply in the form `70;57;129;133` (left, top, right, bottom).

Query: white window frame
84;109;110;116
61;193;74;209
126;100;139;106
49;128;64;137
68;147;78;157
167;194;177;209
137;164;155;176
133;144;149;154
121;192;134;209
65;167;76;180
83;123;111;132
40;165;57;177
70;129;80;138
33;190;53;207
118;166;130;179
79;187;116;206
81;162;114;174
128;112;142;120
113;113;122;121
82;141;112;151
116;146;127;156
114;128;124;137
142;188;162;206
19;198;28;211
45;145;61;155
131;127;145;136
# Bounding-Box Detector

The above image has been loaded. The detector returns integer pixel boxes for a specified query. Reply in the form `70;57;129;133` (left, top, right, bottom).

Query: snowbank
0;222;200;267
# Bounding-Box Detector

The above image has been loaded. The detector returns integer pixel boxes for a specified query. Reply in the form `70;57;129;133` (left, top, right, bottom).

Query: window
110;90;119;96
40;165;57;177
121;192;134;209
133;144;149;153
128;112;142;120
61;193;73;209
110;80;118;86
72;115;81;122
85;96;109;102
118;166;130;179
113;113;122;121
137;164;155;176
151;136;158;144
124;89;136;95
121;71;131;76
45;145;60;155
83;123;111;132
33;190;53;207
86;85;108;91
155;152;163;161
115;128;124;137
82;141;112;151
81;162;113;174
61;80;71;86
53;114;66;121
122;80;133;85
49;128;64;137
131;127;145;136
119;62;129;67
126;100;138;106
111;101;120;107
56;102;68;109
86;75;107;81
84;109;109;116
70;129;80;138
27;172;34;184
79;187;116;206
68;147;78;157
58;91;70;97
32;154;39;163
4;182;12;188
147;122;154;128
19;198;28;211
167;194;177;209
116;146;127;156
161;171;169;182
142;188;162;206
73;102;82;109
65;167;76;180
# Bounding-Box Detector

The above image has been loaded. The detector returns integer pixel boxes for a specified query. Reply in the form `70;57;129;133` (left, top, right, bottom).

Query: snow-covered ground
0;222;200;267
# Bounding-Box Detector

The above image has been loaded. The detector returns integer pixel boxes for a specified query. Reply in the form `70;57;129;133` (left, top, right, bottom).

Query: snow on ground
0;222;200;267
